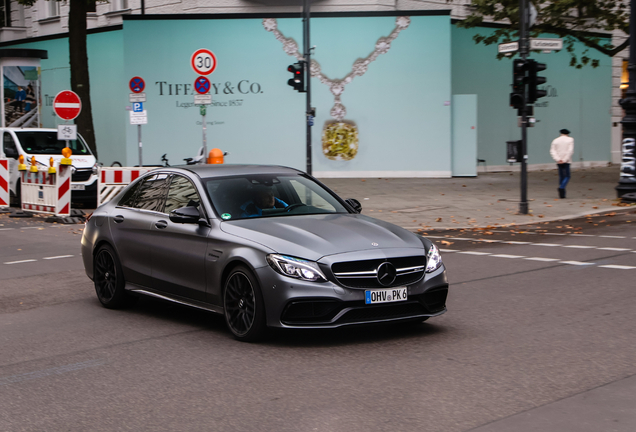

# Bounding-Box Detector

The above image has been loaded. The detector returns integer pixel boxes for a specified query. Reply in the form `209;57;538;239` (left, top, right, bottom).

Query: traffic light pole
303;0;312;176
518;0;529;215
617;0;636;197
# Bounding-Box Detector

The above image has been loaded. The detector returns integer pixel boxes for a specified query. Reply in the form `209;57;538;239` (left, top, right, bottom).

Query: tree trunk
68;0;98;158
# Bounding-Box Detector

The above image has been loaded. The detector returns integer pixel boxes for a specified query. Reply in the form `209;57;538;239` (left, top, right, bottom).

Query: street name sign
530;38;563;51
498;42;519;54
53;91;82;120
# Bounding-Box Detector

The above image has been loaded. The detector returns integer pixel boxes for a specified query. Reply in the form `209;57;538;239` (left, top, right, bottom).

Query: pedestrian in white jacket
550;129;574;199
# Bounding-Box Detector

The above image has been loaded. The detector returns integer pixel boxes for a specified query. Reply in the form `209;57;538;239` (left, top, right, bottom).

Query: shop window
1;0;11;27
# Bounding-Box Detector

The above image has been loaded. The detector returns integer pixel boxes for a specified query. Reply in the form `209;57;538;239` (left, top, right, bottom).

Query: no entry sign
191;49;217;75
53;91;82;121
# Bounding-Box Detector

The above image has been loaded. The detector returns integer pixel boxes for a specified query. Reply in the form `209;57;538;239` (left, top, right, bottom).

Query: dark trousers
557;163;571;189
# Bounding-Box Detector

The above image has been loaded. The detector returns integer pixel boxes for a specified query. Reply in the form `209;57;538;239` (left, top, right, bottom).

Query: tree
456;0;630;67
17;0;98;157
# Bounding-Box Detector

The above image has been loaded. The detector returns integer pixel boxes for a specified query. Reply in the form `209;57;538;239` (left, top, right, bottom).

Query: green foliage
454;0;629;67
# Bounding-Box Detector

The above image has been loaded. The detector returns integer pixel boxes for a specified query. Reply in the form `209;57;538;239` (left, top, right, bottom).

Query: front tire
93;244;135;309
223;265;267;342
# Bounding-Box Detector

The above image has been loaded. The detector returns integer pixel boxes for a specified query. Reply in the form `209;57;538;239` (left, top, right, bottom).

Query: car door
149;174;210;301
109;174;170;288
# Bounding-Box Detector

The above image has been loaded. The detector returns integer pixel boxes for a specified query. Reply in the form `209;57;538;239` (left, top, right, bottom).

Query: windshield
15;131;91;156
205;174;349;221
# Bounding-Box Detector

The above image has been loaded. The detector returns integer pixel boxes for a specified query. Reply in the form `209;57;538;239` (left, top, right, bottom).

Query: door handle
114;215;124;223
155;220;168;229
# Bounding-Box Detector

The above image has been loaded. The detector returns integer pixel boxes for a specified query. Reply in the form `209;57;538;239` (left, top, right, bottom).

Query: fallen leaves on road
435;218;442;222
440;240;454;246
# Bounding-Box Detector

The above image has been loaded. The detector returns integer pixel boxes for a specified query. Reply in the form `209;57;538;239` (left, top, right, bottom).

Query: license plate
71;184;85;191
365;287;408;304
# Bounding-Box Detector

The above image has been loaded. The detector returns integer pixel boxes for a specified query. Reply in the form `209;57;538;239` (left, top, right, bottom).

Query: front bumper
256;264;448;329
71;178;97;204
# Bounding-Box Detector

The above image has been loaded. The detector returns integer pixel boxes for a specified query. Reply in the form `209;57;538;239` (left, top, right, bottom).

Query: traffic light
287;62;305;92
527;59;547;104
510;59;527;112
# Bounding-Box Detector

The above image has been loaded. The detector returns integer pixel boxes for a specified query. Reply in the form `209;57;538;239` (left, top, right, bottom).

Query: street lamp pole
518;0;530;214
617;0;636;197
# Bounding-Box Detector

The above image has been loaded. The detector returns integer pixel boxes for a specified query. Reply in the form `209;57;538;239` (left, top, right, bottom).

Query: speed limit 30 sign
191;49;217;75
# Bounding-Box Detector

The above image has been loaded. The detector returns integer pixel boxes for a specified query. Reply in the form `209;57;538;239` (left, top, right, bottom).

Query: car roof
173;164;305;178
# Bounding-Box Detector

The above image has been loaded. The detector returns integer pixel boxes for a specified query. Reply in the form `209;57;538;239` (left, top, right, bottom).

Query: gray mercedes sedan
81;165;448;341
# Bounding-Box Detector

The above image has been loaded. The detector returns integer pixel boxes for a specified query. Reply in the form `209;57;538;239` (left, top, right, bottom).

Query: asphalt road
0;210;635;431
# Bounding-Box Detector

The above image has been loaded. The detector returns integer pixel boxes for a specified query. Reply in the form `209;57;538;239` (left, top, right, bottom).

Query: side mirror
4;147;18;159
345;198;362;214
169;206;201;224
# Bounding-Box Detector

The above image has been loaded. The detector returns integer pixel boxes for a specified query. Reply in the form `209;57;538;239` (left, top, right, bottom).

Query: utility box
506;140;523;163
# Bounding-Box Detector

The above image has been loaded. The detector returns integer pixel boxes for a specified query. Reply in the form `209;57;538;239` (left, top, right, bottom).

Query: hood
220;213;423;261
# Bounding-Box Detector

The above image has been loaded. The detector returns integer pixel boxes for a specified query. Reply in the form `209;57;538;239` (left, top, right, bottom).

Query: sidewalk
320;165;630;231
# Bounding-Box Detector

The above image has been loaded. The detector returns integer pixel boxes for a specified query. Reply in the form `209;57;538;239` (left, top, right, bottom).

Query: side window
3;133;18;158
129;174;170;212
289;179;336;211
164;175;201;214
117;179;143;208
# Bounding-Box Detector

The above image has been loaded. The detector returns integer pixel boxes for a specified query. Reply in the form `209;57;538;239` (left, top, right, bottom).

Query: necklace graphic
263;16;410;160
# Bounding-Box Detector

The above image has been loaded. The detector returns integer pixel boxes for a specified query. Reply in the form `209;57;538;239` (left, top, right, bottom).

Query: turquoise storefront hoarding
0;12;611;175
451;25;612;168
123;13;452;175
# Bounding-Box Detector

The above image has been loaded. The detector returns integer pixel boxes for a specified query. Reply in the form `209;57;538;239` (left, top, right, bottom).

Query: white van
1;128;99;207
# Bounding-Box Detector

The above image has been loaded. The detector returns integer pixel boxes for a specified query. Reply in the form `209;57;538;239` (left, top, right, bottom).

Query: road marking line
599;235;626;239
20;227;43;230
479;239;502;243
597;247;631;251
449;237;473;241
0;228;14;231
560;261;595;266
563;245;596;249
598;265;636;270
439;249;459;253
489;254;525;258
505;241;531;245
532;243;562;247
544;233;567;236
570;234;594;237
4;259;37;264
458;251;492;255
43;255;74;260
524;257;560;262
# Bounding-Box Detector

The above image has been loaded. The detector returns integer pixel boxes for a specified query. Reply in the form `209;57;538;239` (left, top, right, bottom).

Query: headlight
92;163;100;175
266;254;327;282
426;243;443;273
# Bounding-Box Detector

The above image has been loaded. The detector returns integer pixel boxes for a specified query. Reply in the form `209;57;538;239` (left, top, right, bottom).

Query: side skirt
126;283;224;315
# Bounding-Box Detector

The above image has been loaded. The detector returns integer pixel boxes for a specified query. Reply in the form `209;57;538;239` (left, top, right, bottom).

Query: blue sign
133;102;144;112
129;77;145;93
194;76;211;95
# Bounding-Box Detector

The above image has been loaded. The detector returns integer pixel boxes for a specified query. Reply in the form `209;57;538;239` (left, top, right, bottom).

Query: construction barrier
98;167;155;206
20;162;72;216
0;158;9;207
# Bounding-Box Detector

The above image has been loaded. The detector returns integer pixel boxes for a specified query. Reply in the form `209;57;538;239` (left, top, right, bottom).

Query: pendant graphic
322;120;358;161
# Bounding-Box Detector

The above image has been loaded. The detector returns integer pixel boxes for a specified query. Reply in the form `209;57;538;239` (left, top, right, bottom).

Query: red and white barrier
0;159;9;207
98;167;155;206
20;164;72;216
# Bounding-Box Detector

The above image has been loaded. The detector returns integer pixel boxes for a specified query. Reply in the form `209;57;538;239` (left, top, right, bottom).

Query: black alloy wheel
93;244;135;309
223;265;266;342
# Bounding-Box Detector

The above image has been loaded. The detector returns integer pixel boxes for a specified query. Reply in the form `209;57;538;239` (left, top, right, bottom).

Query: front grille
281;299;341;324
331;256;426;289
72;169;93;182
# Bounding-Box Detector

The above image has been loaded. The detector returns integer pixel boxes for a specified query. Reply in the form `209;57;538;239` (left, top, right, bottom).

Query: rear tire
10;181;21;207
223;265;267;342
93;244;136;309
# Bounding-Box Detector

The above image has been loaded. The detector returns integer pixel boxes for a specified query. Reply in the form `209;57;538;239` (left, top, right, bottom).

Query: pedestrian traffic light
527;59;547;104
510;59;527;113
287;62;305;92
